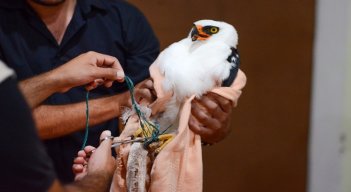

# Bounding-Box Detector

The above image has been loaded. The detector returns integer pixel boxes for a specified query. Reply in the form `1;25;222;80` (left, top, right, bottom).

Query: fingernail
117;71;125;79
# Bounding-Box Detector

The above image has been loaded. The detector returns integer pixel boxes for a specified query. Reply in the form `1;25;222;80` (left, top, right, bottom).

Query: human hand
133;79;156;106
72;145;95;181
189;92;233;144
119;78;156;108
72;130;116;181
51;51;125;92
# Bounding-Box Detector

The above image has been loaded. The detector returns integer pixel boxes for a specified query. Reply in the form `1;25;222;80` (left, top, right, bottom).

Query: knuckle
86;51;95;56
88;57;97;65
90;68;98;76
145;80;153;88
189;117;200;131
207;102;218;111
217;109;228;121
112;56;119;62
222;99;230;106
141;88;150;95
197;111;208;121
136;89;147;97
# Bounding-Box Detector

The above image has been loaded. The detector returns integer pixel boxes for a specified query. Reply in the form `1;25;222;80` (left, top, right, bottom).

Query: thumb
94;68;125;82
98;130;113;152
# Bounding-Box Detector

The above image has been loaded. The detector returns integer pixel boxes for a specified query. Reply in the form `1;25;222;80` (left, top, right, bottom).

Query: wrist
37;70;63;95
119;91;131;107
46;68;68;93
66;172;113;192
110;94;125;117
87;170;113;180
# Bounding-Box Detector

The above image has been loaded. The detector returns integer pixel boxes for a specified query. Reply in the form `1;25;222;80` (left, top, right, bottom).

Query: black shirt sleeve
0;77;56;192
117;1;160;85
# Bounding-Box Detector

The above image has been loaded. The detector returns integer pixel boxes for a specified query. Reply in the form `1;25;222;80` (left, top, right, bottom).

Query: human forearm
19;70;60;108
34;93;129;139
64;172;112;192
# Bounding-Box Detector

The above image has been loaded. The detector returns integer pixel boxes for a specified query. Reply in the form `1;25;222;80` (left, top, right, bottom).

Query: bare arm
63;173;112;192
18;51;154;139
19;51;125;108
48;174;112;192
19;70;63;109
34;79;154;139
34;93;128;139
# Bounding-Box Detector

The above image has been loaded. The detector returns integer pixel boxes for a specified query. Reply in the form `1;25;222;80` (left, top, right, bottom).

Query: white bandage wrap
0;60;14;84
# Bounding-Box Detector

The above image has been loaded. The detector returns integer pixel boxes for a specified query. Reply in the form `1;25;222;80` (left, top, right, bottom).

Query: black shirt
0;0;159;183
0;67;55;192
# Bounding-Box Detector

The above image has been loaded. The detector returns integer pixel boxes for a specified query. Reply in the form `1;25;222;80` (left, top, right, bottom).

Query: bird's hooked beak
191;25;210;41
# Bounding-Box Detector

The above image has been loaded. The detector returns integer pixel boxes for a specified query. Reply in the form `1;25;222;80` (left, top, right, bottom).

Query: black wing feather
222;47;240;87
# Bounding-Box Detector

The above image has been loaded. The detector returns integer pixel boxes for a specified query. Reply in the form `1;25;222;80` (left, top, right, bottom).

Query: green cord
124;76;160;147
81;90;90;150
81;76;161;150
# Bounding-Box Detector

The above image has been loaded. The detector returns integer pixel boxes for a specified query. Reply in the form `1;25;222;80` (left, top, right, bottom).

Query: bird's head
189;20;238;47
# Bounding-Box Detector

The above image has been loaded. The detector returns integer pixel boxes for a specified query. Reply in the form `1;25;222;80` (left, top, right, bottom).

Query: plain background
128;0;315;191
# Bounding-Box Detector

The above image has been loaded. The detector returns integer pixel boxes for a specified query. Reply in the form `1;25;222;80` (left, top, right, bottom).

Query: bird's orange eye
210;27;219;34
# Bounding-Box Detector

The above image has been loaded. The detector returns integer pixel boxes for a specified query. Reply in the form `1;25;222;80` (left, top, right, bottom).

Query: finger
99;130;113;149
207;92;232;113
77;150;86;158
136;79;156;102
189;115;224;144
94;68;123;82
188;115;214;137
136;88;153;104
72;164;84;174
137;79;154;89
192;101;223;130
191;101;212;126
194;95;227;122
83;145;96;154
85;81;98;91
92;52;125;81
73;156;86;164
85;85;95;91
137;79;156;94
103;80;114;88
85;79;104;91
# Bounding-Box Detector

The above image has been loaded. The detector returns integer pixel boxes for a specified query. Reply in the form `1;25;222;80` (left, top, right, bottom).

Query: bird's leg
131;120;175;154
132;127;143;138
154;134;174;154
133;120;155;138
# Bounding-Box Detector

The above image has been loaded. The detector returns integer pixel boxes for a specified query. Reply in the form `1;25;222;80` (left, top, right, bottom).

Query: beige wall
309;0;351;192
128;0;315;191
342;2;351;191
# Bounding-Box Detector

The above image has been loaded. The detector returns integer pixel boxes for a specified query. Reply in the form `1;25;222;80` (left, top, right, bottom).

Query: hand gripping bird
124;19;240;153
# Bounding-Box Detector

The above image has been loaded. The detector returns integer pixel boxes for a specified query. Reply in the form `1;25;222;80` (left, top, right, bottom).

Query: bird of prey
153;19;240;135
114;19;241;192
121;19;240;155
